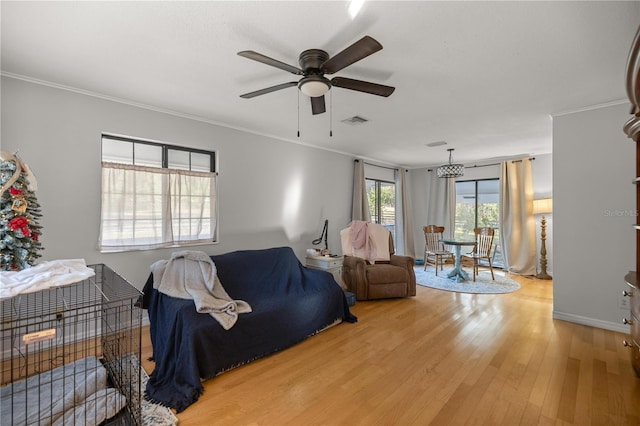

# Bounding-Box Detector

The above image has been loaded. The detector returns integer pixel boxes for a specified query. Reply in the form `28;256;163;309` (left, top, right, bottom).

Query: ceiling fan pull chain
330;91;333;137
297;91;300;137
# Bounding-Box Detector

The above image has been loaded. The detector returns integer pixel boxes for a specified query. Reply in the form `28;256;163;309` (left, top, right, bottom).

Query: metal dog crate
0;264;142;425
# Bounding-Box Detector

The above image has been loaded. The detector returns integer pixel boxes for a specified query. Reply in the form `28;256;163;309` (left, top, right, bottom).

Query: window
455;178;503;266
99;134;217;252
366;178;396;241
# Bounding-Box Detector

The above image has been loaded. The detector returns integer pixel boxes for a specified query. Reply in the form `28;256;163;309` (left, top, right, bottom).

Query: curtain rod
427;157;535;172
354;159;399;171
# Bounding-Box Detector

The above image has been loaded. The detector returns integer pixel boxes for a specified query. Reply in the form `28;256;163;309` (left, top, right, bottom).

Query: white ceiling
2;1;638;168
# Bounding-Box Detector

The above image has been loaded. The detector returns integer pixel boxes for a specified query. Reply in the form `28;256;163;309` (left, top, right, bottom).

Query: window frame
99;134;218;253
101;134;216;172
365;177;396;241
454;177;502;266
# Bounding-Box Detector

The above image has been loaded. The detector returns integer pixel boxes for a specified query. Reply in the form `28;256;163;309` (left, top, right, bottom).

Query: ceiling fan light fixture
238;36;393;115
436;148;464;178
299;76;331;97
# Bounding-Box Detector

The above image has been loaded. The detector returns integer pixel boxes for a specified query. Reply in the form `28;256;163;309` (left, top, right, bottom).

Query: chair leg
424;253;427;271
473;259;477;281
488;258;495;280
435;255;439;276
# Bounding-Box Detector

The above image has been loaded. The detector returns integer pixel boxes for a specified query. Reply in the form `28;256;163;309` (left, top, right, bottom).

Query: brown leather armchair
342;233;416;301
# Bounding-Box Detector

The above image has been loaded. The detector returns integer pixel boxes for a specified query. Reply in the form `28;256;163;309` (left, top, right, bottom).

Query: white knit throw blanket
151;251;252;330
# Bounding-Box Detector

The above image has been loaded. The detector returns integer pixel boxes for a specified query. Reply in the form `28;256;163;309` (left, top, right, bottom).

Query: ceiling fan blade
321;36;383;74
331;77;395;97
238;51;304;75
311;96;326;115
240;82;298;99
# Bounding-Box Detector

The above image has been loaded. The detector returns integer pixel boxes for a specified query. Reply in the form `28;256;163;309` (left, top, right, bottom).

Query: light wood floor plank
140;273;640;425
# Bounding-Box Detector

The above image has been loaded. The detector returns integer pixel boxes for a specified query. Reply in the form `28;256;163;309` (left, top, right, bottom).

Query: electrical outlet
619;293;630;309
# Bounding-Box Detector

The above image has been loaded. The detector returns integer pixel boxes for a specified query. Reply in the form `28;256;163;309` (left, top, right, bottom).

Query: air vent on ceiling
341;115;369;125
426;141;447;147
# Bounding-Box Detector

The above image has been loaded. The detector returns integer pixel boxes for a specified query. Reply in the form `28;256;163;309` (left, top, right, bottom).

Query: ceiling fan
238;36;395;115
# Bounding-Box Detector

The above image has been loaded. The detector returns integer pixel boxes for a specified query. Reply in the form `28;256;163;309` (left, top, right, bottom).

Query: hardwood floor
141;273;640;425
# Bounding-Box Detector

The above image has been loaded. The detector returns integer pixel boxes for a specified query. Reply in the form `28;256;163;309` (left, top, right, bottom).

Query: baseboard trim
552;311;629;334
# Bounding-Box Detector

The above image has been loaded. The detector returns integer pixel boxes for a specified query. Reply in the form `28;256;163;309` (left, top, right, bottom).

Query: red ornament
9;187;22;196
8;217;30;237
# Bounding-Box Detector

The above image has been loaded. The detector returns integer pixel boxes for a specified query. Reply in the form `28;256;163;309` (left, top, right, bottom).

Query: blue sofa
141;246;356;412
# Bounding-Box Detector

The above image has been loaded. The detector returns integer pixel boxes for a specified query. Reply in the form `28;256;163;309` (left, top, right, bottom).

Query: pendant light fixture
436;148;464;178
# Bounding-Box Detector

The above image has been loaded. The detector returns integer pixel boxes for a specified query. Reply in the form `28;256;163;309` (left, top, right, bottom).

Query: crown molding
1;71;394;165
551;99;629;117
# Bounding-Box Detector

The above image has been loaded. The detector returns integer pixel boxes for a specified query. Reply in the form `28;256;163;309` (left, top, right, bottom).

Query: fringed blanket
142;246;356;412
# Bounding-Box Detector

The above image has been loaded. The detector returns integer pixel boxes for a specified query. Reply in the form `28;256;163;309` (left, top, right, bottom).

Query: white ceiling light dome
298;75;331;97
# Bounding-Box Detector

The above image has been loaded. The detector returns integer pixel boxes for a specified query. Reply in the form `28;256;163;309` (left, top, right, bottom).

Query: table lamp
533;198;552;280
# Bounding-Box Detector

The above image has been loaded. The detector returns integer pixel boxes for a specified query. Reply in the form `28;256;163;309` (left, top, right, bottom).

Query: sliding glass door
455;179;503;267
366;178;396;242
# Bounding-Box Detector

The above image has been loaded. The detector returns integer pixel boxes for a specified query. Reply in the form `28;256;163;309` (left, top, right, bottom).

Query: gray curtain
426;170;456;240
351;159;371;222
395;169;415;257
499;159;536;275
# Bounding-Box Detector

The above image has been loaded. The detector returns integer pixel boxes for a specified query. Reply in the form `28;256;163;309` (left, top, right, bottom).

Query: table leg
446;245;470;282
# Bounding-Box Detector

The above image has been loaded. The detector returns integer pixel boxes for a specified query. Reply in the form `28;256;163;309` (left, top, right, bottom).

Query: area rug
141;364;179;425
106;353;178;425
414;266;520;294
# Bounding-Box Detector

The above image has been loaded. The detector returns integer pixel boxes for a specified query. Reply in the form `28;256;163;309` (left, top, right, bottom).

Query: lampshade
436;148;464;178
299;76;330;97
533;198;552;215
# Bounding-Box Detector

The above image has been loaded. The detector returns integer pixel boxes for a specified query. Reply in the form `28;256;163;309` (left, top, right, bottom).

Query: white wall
553;102;635;333
1;77;354;288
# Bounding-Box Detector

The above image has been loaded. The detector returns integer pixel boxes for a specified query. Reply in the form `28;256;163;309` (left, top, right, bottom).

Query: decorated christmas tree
0;152;43;270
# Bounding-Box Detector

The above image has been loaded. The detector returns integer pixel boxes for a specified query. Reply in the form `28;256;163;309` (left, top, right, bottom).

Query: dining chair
423;225;453;275
462;227;496;281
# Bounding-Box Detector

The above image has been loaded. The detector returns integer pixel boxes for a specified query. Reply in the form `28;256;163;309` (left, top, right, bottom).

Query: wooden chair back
474;227;495;258
423;225;445;253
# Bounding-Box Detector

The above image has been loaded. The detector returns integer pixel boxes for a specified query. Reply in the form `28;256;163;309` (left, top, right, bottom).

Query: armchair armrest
342;255;369;300
390;254;413;269
390;255;417;296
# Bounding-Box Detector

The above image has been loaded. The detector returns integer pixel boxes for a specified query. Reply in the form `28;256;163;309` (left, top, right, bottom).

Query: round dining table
439;239;476;282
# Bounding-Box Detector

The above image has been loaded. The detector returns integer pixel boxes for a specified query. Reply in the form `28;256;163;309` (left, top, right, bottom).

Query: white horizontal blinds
168;149;190;170
99;135;217;252
189;152;212;172
101;138;163;167
135;143;163;167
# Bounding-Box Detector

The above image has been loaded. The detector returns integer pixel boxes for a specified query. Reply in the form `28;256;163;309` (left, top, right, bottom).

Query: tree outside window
366;178;395;241
455;179;503;267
